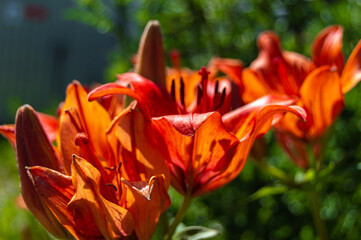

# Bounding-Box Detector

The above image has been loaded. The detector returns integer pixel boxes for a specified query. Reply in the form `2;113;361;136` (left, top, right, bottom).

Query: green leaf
248;186;288;201
173;226;220;240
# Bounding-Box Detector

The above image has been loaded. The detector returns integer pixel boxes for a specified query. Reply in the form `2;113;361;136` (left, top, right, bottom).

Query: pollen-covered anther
74;132;89;146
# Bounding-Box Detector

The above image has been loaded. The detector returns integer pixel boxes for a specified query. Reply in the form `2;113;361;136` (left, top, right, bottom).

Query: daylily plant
241;25;361;167
0;82;170;240
87;20;307;240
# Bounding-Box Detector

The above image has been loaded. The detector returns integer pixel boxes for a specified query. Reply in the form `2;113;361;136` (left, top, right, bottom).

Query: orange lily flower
0;81;171;240
151;95;306;197
90;76;306;197
88;21;306;196
240;25;361;167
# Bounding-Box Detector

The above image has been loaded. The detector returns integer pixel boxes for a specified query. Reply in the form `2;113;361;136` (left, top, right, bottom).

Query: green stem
254;160;300;188
307;188;328;240
164;194;193;240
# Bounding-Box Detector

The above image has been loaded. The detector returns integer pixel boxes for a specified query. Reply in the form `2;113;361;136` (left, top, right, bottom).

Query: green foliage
2;0;361;239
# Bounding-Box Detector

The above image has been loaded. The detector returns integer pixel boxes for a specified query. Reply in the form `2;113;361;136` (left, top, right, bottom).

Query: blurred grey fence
0;0;115;122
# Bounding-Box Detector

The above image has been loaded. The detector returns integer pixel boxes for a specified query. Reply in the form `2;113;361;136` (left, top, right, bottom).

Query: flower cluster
1;20;360;240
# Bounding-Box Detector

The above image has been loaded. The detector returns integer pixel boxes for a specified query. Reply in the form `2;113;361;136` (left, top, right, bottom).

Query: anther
216;88;226;109
171;79;176;101
180;77;185;106
214;81;219;97
105;166;116;171
105;183;117;192
197;84;203;106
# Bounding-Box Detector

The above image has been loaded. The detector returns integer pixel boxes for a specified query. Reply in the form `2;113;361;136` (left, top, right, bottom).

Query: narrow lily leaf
135;20;166;86
173;226;220;240
312;25;344;72
121;175;171;240
68;155;134;240
0;124;15;147
341;40;361;93
248;186;288;202
15;105;67;238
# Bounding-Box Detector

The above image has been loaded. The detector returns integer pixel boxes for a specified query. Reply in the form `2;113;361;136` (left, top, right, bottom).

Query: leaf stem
307;188;328;240
164;194;193;240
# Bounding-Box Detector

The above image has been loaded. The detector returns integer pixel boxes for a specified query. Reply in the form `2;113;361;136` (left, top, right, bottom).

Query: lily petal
88;73;177;117
60;82;116;174
152;112;239;196
37;112;59;142
197;102;306;196
26;166;95;240
341;40;361;93
115;109;170;188
0;124;15;147
279;66;344;140
241;69;273;104
222;95;303;140
121;175;170;240
312;25;344;72
68;155;134;240
208;57;243;86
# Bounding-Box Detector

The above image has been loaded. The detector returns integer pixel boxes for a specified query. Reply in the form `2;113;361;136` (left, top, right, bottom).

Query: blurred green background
1;0;361;239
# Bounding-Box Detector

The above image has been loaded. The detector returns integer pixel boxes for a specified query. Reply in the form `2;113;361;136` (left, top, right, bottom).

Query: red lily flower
240;25;361;167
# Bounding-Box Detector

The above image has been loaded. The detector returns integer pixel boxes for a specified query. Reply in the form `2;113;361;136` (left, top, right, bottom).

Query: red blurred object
24;5;48;21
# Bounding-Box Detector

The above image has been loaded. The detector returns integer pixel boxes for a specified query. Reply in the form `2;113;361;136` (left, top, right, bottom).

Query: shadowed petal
115;109;170;188
60;82;116;174
121;175;171;240
68;155;134;240
26;166;97;240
